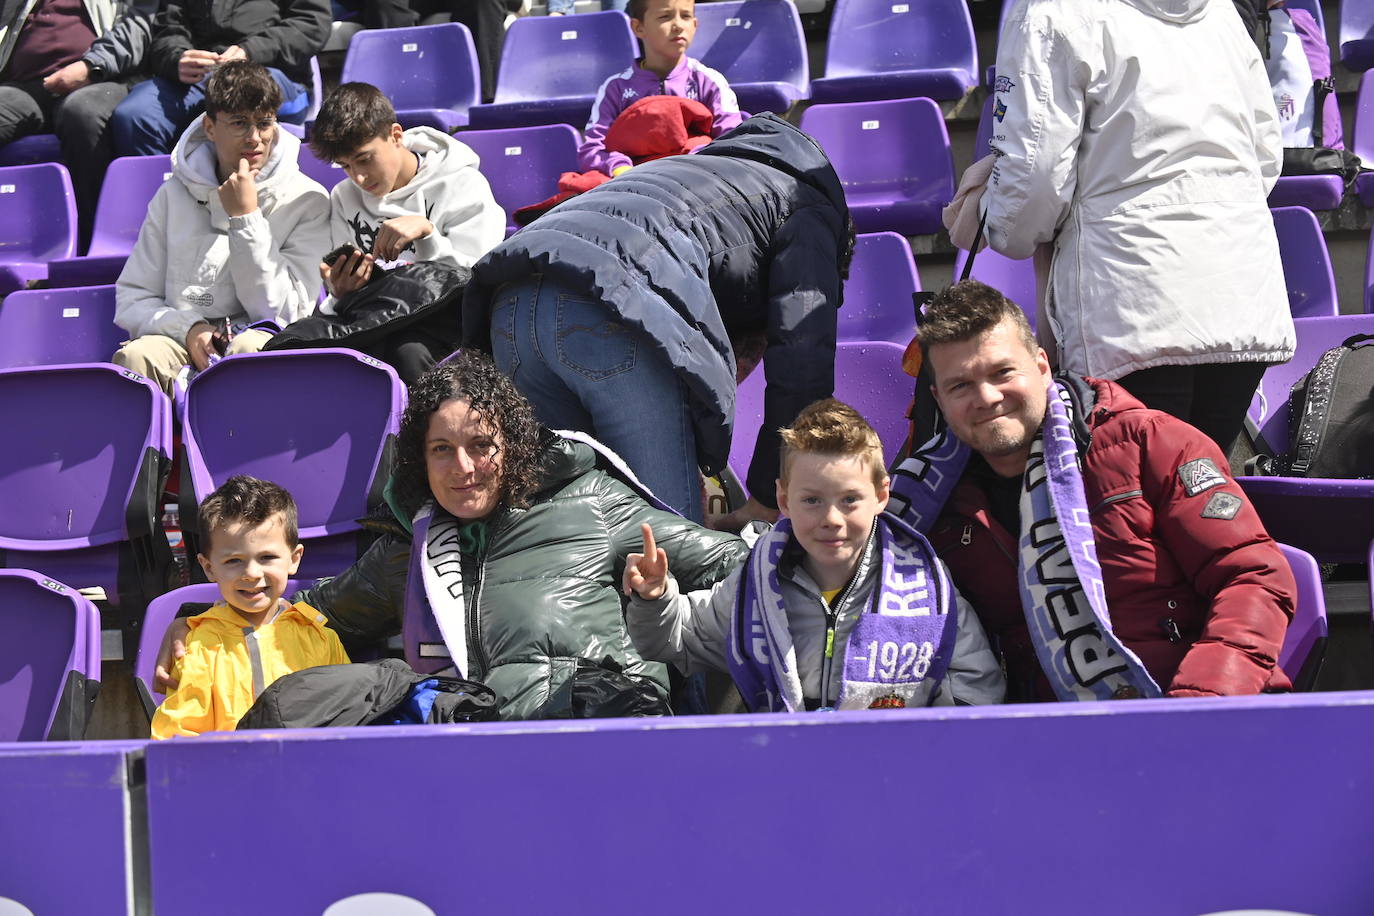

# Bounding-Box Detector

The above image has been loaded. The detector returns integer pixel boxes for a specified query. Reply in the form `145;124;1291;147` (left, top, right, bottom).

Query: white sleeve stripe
691;60;740;112
585;67;636;132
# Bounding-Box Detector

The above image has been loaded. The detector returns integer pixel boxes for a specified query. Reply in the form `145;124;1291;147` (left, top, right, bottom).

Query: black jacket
149;0;328;84
462;114;850;503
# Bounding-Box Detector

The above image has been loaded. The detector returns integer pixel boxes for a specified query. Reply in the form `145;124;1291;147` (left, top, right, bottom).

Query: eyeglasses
217;116;278;138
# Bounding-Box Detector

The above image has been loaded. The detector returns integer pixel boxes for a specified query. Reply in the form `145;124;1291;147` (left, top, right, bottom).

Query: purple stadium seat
1268;175;1345;211
1271;206;1338;318
0;569;101;740
692;0;810;114
841;232;920;344
0;162;77;295
1286;0;1327;31
951;245;1039;331
1276;543;1327;691
468;11;637;129
1341;0;1374;71
340;24;481;132
1238;313;1374;563
458;125;580;235
810;0;978;103
0;132;61;166
298;142;348;190
728;340;910;495
799;98;955;235
46;155;172;288
1353;70;1374;205
133;580;303;709
0;363;174;611
179;349;405;580
973;92;995;160
0;285;125;369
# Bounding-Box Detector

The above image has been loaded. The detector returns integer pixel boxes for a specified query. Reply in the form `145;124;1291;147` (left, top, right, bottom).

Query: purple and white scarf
891;381;1160;701
727;513;958;712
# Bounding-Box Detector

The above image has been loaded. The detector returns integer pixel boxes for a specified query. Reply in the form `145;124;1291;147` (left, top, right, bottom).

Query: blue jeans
111;69;308;157
547;0;626;13
490;274;702;523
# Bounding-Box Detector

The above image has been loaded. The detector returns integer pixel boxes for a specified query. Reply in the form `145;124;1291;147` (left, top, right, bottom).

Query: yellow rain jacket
151;600;349;738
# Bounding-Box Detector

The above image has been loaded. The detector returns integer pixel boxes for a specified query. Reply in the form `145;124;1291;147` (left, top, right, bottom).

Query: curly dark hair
392;350;548;519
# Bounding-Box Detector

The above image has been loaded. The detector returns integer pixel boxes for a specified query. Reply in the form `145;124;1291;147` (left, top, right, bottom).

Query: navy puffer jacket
462;114;850;502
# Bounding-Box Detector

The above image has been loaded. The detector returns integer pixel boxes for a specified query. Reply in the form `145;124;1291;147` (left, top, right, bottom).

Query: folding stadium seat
0;363;174;618
458;124;581;235
1268;173;1345;212
340;24;481;133
728;341;910;495
0;285;125;369
1351;70;1374;205
0;569;101;740
799;99;955;236
1238;314;1374;563
692;0;810;115
45;155;172;289
0;162;77;295
179;349;406;580
810;0;979;103
951;246;1039;331
1269;207;1338;319
1276;544;1327;692
0;133;61;167
298;142;348;191
840;232;921;345
468;11;637;129
1340;0;1374;71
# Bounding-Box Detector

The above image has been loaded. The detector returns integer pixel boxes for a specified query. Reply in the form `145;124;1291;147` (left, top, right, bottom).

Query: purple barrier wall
143;693;1374;916
0;742;143;914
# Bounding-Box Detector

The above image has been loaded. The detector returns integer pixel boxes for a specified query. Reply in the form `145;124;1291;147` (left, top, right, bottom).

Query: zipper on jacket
1090;489;1143;514
951;513;1015;564
465;547;491;680
960;524;972;545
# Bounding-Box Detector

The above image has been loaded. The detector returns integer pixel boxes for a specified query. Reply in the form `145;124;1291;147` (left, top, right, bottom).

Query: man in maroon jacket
891;280;1295;702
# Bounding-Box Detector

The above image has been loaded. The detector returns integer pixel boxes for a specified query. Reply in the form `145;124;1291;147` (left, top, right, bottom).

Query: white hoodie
115;120;331;345
328;127;505;270
985;0;1294;380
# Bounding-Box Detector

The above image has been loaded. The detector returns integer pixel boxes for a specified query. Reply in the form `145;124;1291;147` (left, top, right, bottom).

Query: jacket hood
172;117;305;209
1116;0;1207;25
383;127;483;207
694;112;850;226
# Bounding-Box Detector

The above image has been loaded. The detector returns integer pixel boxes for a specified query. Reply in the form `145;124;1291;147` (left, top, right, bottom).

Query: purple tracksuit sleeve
694;63;744;136
580;71;635;175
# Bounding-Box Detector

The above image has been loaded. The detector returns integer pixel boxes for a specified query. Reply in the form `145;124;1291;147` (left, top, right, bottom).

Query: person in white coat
114;61;331;394
983;0;1294;452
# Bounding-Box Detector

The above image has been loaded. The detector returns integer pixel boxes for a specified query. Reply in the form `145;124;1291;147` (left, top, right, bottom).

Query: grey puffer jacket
295;434;748;720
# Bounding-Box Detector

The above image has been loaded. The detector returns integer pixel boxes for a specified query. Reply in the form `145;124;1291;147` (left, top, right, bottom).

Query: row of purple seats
0;569;101;740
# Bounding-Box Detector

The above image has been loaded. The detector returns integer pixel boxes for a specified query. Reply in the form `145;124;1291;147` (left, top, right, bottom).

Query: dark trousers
0;79;132;248
420;0;508;102
1114;361;1269;454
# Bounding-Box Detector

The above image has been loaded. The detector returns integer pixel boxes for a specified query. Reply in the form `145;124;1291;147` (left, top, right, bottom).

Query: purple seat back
0;133;61;166
0;163;77;265
86;155;173;258
134;581;304;698
974;92;995;160
0;363;171;552
181;350;404;570
952;246;1039;331
692;0;810;112
841;232;920;344
1251;314;1374;450
1354;70;1374;164
340;24;480;122
0;285;125;369
799;98;955;234
0;569;99;741
1340;0;1374;70
1276;543;1327;690
297;143;348;190
459;125;580;233
490;12;637;107
818;0;977;98
728;341;910;493
1286;0;1326;32
1271;206;1338;318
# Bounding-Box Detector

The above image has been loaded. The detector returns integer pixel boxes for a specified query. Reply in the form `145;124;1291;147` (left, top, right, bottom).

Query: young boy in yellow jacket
152;476;348;738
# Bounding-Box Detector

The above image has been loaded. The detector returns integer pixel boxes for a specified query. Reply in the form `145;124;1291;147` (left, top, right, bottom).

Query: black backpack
1248;334;1374;478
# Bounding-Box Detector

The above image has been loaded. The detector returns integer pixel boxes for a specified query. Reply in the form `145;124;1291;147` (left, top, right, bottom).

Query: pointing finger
640;523;657;562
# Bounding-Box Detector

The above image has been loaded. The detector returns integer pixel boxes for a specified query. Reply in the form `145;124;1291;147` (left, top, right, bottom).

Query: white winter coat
327;127;505;270
115;120;331;345
985;0;1295;380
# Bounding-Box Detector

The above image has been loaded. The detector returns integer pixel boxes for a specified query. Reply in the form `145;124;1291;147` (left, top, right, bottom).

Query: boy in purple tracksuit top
578;0;742;176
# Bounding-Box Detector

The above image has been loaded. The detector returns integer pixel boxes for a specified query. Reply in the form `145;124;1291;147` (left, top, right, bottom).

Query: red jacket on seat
927;378;1295;701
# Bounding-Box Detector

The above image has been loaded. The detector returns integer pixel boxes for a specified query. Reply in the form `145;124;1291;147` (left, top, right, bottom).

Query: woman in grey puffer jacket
295;351;748;720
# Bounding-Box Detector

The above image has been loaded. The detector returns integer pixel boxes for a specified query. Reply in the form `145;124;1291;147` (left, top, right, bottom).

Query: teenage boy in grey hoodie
113;61;330;394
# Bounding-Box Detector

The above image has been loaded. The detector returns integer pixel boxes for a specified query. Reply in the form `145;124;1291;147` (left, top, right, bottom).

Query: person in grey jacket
0;0;160;242
156;351;749;720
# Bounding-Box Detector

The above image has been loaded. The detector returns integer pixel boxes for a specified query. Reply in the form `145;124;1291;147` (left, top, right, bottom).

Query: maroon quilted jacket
928;378;1295;702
